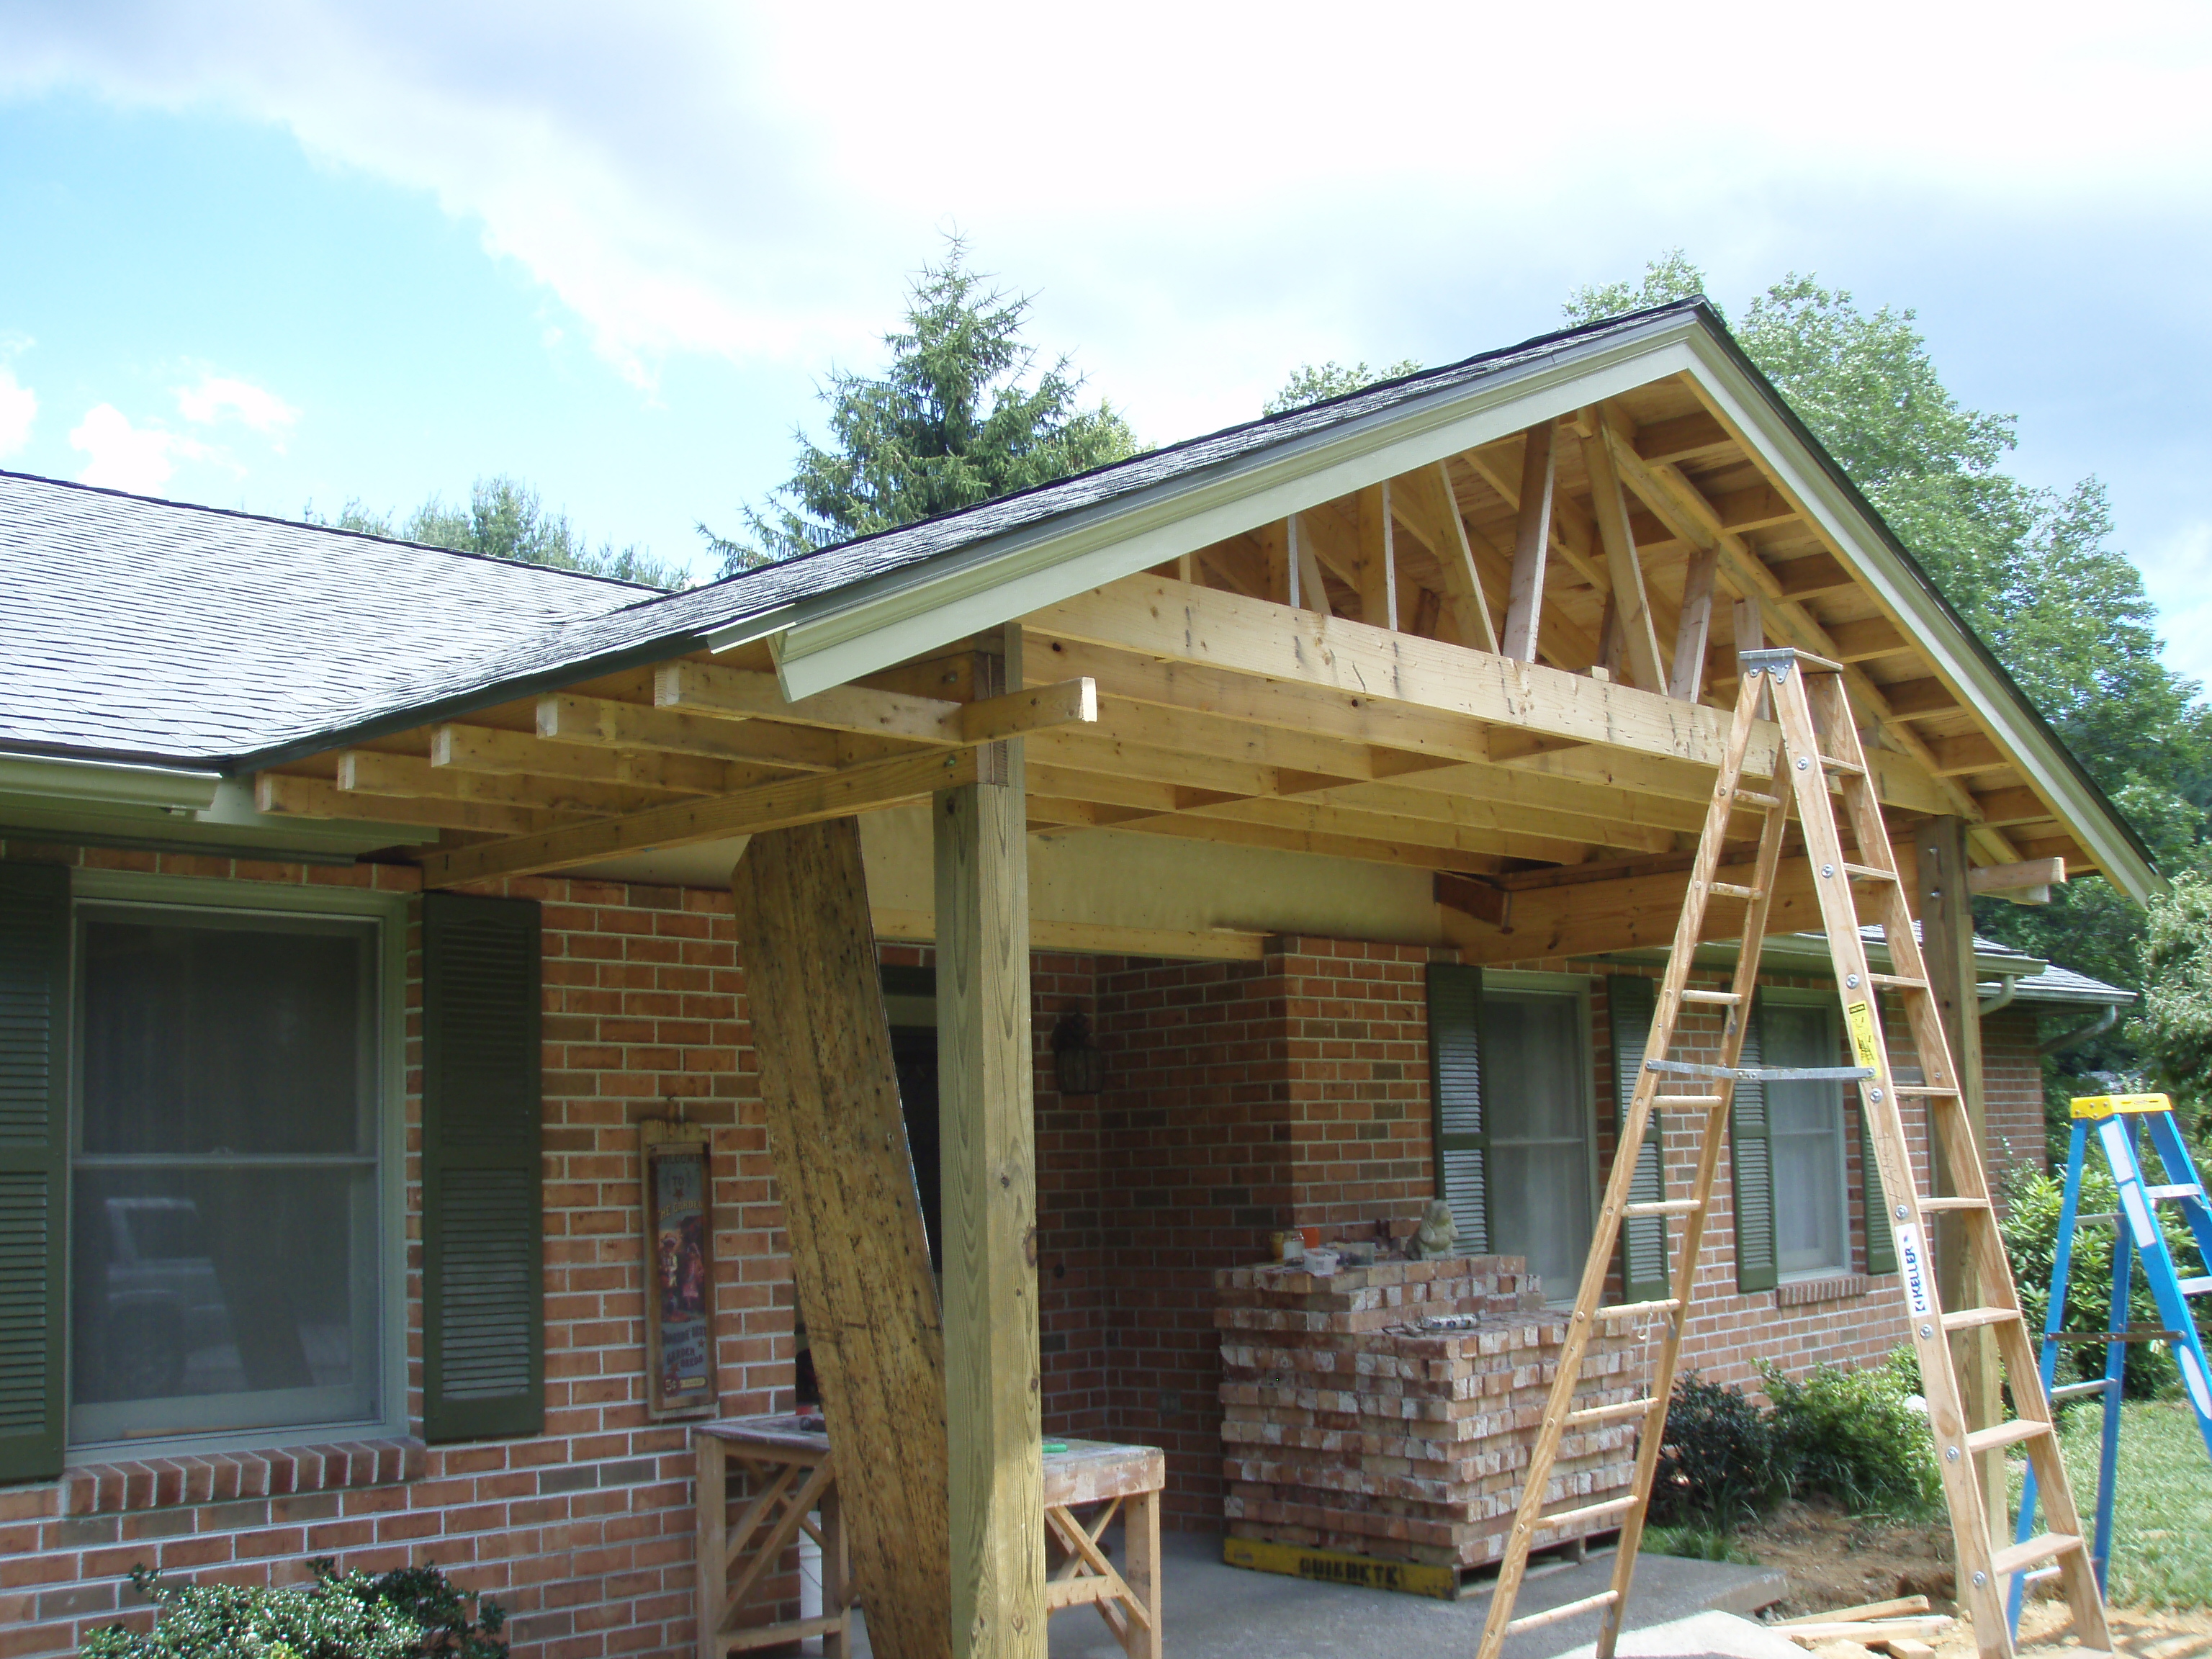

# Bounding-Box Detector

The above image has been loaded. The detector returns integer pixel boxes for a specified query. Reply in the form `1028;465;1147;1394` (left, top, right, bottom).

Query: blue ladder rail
2010;1094;2212;1637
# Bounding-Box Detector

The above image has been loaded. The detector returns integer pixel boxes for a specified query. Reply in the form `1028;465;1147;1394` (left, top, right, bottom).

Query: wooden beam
1107;808;1503;873
1632;409;1733;465
253;772;563;837
1668;543;1720;703
1453;853;1832;965
538;692;846;770
1967;786;2056;827
1880;678;1959;717
1969;856;2067;904
1578;415;1666;692
1354;483;1397;631
430;723;763;794
1187;794;1612;865
1434;871;1511;930
657;660;965;742
1503;424;1555;663
869;907;1269;962
1927;734;2007;776
1825;616;1912;662
729;819;954;1659
961;679;1097;744
337;749;680;817
1711;482;1796;534
1288;513;1331;616
421;748;984;888
936;636;1045;1659
1392;462;1498;654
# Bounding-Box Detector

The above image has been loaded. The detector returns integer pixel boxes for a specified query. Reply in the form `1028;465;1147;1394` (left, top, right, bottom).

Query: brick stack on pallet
1216;1256;1650;1576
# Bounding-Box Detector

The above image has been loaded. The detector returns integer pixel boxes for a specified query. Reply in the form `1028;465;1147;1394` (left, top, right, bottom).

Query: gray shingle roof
0;306;1685;769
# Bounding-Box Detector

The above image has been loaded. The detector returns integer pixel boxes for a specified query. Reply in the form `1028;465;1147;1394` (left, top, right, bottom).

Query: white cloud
175;372;299;436
68;404;209;494
0;367;34;457
2139;519;2212;688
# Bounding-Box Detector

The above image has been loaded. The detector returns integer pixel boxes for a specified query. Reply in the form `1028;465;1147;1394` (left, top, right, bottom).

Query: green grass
2010;1400;2212;1609
1640;1524;1760;1565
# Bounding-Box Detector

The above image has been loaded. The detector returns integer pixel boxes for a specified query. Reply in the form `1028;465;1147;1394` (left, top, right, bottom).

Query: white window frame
1760;987;1851;1282
64;871;408;1460
1482;971;1598;1308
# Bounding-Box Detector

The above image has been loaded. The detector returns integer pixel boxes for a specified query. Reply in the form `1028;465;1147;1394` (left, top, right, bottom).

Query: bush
2003;1163;2210;1400
81;1562;505;1659
1650;1372;1784;1526
1641;1523;1760;1564
1761;1347;1941;1518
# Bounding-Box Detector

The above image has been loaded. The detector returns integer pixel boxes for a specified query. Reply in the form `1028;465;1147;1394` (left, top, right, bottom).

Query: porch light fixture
1051;1011;1103;1096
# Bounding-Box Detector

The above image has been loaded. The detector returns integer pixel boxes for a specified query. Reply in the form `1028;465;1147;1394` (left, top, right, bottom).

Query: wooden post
729;822;953;1659
1502;424;1555;663
938;629;1046;1659
696;1431;728;1659
1915;814;2004;1545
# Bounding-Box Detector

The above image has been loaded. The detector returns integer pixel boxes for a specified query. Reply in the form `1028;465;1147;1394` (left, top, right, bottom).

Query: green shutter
1861;1074;1898;1275
1426;962;1488;1254
1607;976;1668;1303
1729;994;1777;1294
422;893;543;1442
0;863;69;1482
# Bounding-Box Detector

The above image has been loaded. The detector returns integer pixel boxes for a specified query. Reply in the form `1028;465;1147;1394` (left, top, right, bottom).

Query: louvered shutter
422;893;543;1442
1607;977;1668;1303
1426;963;1487;1254
0;863;68;1481
1729;995;1778;1293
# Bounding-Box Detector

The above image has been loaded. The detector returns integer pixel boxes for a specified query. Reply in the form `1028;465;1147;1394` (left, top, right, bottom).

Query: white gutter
2039;1005;2119;1056
1978;976;2020;1016
0;751;222;813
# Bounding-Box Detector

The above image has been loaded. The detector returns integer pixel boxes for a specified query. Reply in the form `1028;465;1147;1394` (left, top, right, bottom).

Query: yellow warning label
1222;1537;1459;1599
2071;1093;2172;1120
1844;999;1882;1072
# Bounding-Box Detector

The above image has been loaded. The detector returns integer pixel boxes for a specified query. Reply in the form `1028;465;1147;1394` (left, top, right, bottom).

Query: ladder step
2146;1184;2206;1202
1565;1397;1660;1427
2050;1380;2114;1402
1917;1196;1991;1213
1679;989;1743;1004
1506;1589;1619;1634
1843;863;1897;883
2180;1277;2212;1297
1965;1419;2053;1455
1709;881;1762;900
1988;1532;2082;1578
1943;1306;2023;1334
1732;788;1784;809
1894;1084;1960;1097
1868;974;1928;991
1593;1298;1682;1323
1623;1199;1701;1219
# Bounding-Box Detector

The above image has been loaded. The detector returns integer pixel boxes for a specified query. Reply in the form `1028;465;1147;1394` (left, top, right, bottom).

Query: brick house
0;300;2155;1656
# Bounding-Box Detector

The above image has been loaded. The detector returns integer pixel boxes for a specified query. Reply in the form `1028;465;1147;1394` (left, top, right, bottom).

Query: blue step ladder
2010;1092;2212;1636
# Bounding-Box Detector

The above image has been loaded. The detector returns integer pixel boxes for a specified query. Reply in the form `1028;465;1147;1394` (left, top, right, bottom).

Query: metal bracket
1737;647;1802;680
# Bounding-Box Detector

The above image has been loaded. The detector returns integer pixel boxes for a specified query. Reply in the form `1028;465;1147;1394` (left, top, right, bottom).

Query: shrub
1650;1372;1784;1526
1761;1347;1941;1518
1641;1523;1760;1564
81;1561;505;1659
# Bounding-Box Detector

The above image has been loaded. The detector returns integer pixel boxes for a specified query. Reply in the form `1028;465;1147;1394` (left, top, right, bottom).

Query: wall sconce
1052;1011;1103;1096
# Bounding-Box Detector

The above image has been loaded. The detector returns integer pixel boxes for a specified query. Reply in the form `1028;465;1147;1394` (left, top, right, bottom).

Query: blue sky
2;2;2208;683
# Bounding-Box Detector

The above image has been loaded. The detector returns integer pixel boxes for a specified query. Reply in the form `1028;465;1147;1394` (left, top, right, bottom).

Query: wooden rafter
1578;411;1666;693
337;750;680;817
254;773;574;837
1390;462;1499;653
1503;423;1555;663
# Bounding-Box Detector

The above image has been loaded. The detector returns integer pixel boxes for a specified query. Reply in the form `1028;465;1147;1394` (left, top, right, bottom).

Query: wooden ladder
1472;647;2111;1659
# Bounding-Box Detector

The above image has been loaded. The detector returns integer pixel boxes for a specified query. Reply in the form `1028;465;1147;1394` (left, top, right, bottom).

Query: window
1480;983;1595;1301
69;902;386;1448
1761;997;1848;1279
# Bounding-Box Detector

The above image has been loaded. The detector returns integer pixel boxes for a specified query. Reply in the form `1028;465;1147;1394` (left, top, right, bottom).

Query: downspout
2038;1004;2119;1056
1977;976;2019;1016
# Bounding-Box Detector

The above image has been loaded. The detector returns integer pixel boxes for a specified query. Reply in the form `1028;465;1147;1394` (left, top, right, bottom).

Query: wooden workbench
694;1416;1164;1659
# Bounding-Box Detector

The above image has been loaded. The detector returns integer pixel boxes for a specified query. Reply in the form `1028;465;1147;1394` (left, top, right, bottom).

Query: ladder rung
1843;863;1897;882
1943;1306;2023;1334
2146;1184;2205;1202
1868;974;1928;991
2021;1566;2064;1586
1822;755;1867;776
2074;1212;2118;1226
1506;1589;1619;1634
1679;989;1743;1004
1965;1419;2052;1456
1595;1298;1682;1322
1623;1199;1701;1219
1894;1084;1960;1097
2049;1380;2113;1402
1732;788;1784;809
1653;1094;1727;1107
1708;881;1762;900
1988;1532;2082;1578
1534;1496;1639;1532
2180;1276;2212;1297
1917;1196;1990;1213
1565;1397;1660;1427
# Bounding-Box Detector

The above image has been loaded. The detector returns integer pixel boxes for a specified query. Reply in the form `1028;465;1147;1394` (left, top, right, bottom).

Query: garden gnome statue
1413;1198;1459;1259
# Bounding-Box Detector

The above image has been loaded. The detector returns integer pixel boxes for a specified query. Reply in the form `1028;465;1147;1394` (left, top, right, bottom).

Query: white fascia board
763;320;1708;700
1672;332;2160;904
0;750;222;811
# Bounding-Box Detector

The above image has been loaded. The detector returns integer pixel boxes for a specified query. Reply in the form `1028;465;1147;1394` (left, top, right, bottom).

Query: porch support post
936;626;1046;1659
1915;814;2003;1544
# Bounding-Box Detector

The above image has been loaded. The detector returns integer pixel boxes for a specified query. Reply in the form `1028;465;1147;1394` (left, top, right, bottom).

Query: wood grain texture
729;820;953;1659
936;636;1046;1659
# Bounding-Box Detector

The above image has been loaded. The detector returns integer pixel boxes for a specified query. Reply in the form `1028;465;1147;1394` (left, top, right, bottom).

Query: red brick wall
0;844;790;1659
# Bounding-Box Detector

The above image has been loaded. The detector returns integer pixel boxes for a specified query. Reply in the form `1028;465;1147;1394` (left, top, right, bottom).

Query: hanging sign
640;1119;720;1419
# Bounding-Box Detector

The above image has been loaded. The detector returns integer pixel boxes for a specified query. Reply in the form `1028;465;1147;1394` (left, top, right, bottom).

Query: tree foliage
703;238;1139;572
1566;254;2212;1064
1262;358;1424;417
2132;872;2212;1123
304;477;688;590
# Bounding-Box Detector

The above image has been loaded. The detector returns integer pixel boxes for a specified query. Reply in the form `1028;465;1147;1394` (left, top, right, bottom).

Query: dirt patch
1738;1499;1958;1617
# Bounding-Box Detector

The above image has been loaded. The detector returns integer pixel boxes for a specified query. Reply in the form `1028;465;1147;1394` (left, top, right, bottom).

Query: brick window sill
1775;1274;1872;1308
63;1437;425;1515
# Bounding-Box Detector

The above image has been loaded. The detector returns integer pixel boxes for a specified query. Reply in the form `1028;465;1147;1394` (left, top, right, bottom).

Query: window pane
1763;1001;1845;1275
1763;1003;1836;1136
1484;991;1591;1295
80;917;372;1156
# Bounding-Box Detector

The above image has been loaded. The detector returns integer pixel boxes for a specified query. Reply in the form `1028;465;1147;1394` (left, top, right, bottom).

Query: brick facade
0;843;2062;1655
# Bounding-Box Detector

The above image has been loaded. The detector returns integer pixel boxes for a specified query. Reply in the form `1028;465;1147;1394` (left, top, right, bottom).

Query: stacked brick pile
1217;1256;1650;1573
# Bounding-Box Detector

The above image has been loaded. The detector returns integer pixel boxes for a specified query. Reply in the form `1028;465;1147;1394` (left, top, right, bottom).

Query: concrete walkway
834;1532;1787;1659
